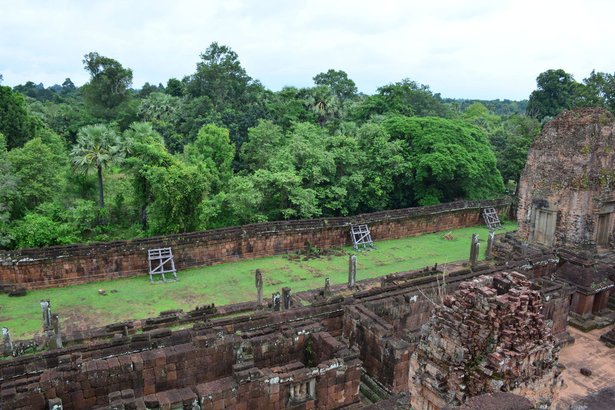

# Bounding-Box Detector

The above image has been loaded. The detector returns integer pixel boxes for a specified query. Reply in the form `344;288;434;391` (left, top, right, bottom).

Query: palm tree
307;86;341;128
71;124;121;208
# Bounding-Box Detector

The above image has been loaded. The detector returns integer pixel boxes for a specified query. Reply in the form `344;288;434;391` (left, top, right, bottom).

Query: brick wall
0;198;511;290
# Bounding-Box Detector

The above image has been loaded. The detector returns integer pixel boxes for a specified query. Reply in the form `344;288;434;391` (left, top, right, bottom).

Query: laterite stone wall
0;199;510;289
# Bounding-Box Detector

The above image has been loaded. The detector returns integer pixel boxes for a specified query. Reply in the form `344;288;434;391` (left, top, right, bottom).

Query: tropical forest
1;42;614;250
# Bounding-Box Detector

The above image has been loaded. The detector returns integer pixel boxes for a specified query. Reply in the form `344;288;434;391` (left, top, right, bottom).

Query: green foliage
0;85;38;148
82;52;134;118
32;99;96;144
313;69;358;101
354;79;453;121
7;137;64;214
460;103;540;184
240;120;285;171
122;122;173;230
383;116;504;205
355;123;408;210
138;92;183;151
495;115;540;183
582;70;615;113
165;78;184;97
145;162;208;234
265;87;316;131
305;85;342;129
224;175;266;225
11;212;77;248
72;124;122;208
13;81;59;102
0;134;16;247
184;124;234;192
1;44;524;249
526;69;582;121
183;42;267;144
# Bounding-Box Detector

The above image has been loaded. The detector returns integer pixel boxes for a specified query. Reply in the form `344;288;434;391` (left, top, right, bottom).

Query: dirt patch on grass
305;266;324;278
265;278;282;286
60;307;108;333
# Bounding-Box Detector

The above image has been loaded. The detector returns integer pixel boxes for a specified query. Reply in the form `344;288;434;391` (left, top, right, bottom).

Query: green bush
11;212;78;248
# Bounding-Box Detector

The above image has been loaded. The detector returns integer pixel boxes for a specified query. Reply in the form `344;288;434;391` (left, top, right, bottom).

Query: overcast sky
1;0;614;100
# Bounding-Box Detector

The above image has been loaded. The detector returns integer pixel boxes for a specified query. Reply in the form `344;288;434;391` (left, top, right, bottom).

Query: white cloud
1;0;614;99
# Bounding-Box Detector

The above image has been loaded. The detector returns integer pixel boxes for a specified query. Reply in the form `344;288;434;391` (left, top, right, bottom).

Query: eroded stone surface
517;108;615;250
410;272;562;409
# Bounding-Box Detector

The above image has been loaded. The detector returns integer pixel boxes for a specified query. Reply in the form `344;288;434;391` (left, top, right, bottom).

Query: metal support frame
482;207;502;230
148;247;177;283
350;224;375;250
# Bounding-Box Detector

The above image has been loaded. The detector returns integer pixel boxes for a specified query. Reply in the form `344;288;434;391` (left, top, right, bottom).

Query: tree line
1;43;609;249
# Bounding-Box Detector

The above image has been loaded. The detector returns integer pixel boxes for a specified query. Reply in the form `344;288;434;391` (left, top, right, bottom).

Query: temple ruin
1;108;614;409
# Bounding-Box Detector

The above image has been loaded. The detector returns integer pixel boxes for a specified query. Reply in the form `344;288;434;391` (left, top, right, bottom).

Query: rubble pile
410;272;562;409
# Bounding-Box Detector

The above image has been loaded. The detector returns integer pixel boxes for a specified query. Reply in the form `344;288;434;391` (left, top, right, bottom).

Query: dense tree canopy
82;52;134;118
383;116;504;205
0;85;38;148
526;68;615;121
5;42;607;250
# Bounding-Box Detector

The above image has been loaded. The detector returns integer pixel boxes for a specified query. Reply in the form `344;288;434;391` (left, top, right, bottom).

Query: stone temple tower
517;108;615;251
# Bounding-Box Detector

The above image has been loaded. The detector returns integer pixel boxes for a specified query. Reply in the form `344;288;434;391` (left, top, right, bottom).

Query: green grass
0;221;516;339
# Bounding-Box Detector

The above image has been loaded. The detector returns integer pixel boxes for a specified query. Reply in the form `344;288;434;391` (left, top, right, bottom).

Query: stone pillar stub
50;314;62;349
281;287;292;310
469;234;479;266
485;231;495;260
255;269;263;307
40;299;51;331
2;327;12;357
348;254;357;288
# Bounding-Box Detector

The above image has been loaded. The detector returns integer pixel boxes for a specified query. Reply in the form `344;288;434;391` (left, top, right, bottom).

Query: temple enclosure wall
0;198;510;290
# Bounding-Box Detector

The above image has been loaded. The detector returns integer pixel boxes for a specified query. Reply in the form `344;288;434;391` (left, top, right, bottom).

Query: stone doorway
533;209;556;246
596;212;612;247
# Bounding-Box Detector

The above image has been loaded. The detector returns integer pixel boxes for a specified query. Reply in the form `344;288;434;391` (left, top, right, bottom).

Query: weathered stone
349;254;357;288
255;269;263;307
580;367;592;376
2;327;12;357
0;199;511;290
409;272;562;410
517;108;615;250
281;287;292;310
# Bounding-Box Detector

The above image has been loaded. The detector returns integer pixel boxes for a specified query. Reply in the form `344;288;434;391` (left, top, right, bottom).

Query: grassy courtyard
0;221;516;339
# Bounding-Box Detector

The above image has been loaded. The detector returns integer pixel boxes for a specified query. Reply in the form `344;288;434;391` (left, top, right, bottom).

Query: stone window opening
288;378;316;404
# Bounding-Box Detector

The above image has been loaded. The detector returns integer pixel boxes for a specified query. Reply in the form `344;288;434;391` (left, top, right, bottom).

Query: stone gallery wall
517;108;615;249
0;198;510;289
0;304;360;410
